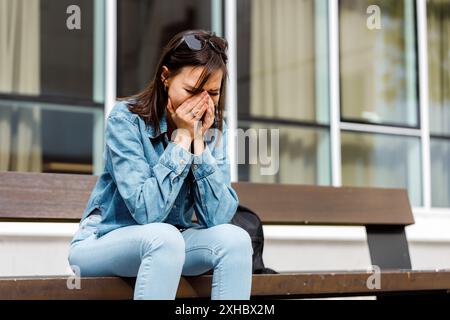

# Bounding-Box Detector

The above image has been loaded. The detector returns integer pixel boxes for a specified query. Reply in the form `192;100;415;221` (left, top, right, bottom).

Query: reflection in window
431;138;450;207
41;0;95;100
236;0;330;186
428;0;450;135
237;0;329;124
0;101;103;175
0;0;95;99
238;121;330;186
340;0;418;127
0;0;103;174
341;132;422;206
0;0;40;96
0;104;42;172
117;0;217;97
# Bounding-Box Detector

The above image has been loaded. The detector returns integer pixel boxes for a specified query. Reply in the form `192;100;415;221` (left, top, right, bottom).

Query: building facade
0;0;449;274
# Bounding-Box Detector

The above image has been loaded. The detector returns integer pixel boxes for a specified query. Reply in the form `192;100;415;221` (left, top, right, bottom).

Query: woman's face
161;65;222;110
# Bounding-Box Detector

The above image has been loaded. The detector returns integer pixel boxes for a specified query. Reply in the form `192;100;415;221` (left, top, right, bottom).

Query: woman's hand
166;91;209;141
191;95;215;156
200;95;215;137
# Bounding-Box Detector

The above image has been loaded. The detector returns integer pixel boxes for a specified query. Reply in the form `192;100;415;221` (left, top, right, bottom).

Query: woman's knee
138;223;185;258
213;224;253;255
67;223;185;277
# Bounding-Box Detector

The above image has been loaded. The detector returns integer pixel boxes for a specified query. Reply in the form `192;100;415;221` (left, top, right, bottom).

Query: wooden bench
1;171;450;299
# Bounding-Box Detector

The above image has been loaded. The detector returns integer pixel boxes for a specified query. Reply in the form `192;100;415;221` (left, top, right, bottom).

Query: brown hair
119;29;228;135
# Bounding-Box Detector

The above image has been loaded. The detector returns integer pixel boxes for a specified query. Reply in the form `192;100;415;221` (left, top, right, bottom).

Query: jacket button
192;164;198;170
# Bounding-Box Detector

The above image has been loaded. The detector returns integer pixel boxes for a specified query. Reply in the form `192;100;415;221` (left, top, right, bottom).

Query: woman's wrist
193;137;205;156
173;132;192;152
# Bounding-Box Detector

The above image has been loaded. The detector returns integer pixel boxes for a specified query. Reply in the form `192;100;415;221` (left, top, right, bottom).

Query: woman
67;30;253;300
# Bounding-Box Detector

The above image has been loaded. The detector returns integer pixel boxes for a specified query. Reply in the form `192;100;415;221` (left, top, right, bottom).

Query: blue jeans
68;214;253;300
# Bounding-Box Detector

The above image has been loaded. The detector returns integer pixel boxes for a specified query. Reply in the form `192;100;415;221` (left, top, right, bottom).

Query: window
428;0;450;207
341;131;422;206
0;0;104;175
339;0;422;206
340;0;418;127
238;121;330;185
237;0;330;184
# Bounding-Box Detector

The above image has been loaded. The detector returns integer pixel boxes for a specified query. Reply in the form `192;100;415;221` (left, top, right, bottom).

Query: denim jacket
70;100;239;245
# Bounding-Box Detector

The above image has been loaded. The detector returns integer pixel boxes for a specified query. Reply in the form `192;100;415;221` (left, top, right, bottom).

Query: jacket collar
146;109;168;139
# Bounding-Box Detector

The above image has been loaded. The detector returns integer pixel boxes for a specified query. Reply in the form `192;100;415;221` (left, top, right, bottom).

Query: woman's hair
119;29;228;135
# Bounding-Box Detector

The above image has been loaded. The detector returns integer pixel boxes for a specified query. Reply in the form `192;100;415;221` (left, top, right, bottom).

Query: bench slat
0;270;449;299
0;172;414;226
233;182;414;226
0;172;96;222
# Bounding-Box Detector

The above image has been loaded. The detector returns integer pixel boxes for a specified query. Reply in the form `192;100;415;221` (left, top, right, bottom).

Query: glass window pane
0;0;104;174
431;138;450;207
428;0;450;135
238;121;331;185
340;0;418;127
0;0;96;100
41;0;95;100
237;0;329;124
0;100;104;175
341;131;422;206
117;0;218;97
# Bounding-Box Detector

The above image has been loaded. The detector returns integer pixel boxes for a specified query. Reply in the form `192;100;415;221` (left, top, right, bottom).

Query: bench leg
365;225;412;270
366;225;414;301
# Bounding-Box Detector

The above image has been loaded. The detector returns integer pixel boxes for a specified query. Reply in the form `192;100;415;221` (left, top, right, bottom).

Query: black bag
230;205;278;274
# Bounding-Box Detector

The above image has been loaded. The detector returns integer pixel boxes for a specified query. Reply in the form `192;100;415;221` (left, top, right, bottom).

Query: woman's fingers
193;102;208;120
179;91;208;115
190;95;210;119
204;105;214;126
171;91;214;138
202;99;215;130
190;95;209;117
205;98;214;118
209;97;215;114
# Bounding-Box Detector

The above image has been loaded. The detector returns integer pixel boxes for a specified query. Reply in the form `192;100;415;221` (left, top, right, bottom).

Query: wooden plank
232;182;415;226
0;172;96;222
0;270;449;299
0;172;414;226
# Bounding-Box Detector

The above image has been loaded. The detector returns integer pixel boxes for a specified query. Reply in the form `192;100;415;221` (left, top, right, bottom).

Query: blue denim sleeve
106;115;193;225
191;121;239;227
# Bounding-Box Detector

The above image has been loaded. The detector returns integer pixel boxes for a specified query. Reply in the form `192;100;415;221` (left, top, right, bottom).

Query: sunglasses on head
173;33;226;55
